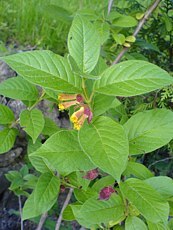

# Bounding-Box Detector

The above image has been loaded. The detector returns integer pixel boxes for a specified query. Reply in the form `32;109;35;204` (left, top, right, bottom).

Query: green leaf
41;5;72;24
23;172;60;220
93;94;121;116
145;176;173;199
92;175;115;192
0;77;39;101
42;117;60;136
95;60;173;96
0;128;18;154
0;104;15;124
68;15;100;74
124;109;173;155
73;194;125;227
34;172;60;213
113;33;126;45
29;130;95;175
124;161;153;179
20;109;45;143
125;216;148;230
78;116;129;181
113;14;137;27
1;50;81;93
120;178;169;223
74;187;97;203
148;221;170;230
63;205;75;221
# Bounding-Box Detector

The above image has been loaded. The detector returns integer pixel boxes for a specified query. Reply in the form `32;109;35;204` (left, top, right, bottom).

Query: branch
55;188;74;230
36;212;48;230
18;195;23;230
112;0;161;65
148;156;173;169
108;0;114;15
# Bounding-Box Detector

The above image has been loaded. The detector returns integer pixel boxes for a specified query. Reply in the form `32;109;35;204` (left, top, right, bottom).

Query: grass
0;0;107;53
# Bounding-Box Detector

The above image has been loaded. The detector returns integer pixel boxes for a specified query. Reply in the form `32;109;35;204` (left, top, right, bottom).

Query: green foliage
0;77;39;101
20;109;45;143
0;104;15;124
1;2;173;229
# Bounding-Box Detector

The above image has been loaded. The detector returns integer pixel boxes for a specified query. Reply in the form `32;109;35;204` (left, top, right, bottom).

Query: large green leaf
78;116;129;181
72;194;125;227
124;109;173;155
95;60;173;96
29;130;95;175
22;172;60;220
20;109;45;143
124;161;153;180
0;128;18;154
145;176;173;199
1;50;81;93
125;216;148;230
68;15;100;74
0;77;39;101
120;178;169;223
0;104;15;124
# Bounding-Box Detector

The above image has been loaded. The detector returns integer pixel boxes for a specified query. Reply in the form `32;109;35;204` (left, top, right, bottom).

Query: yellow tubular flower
58;101;78;111
70;107;84;123
74;123;82;131
58;94;77;101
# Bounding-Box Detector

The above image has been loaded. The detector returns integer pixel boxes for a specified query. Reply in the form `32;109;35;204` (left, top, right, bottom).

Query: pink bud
83;168;99;180
87;111;93;123
76;94;84;103
99;186;115;200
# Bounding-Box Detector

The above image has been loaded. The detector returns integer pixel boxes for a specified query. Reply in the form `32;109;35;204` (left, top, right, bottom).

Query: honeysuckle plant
1;13;173;229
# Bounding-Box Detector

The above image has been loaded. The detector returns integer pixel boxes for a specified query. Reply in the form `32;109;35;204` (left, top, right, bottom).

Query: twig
112;0;161;65
18;195;23;230
108;0;114;15
55;188;74;230
148;156;173;169
36;212;48;230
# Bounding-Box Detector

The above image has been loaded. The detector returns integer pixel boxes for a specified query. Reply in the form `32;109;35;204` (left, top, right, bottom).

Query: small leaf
93;94;121;116
95;60;173;97
124;109;173;155
29;130;95;175
0;104;15;124
0;77;39;101
20;109;45;143
92;175;115;192
63;205;75;221
125;216;148;230
120;178;169;223
113;33;126;45
124;161;153;179
125;36;136;43
1;51;81;93
42;117;60;136
136;13;144;20
0;128;18;154
68;15;100;74
113;14;137;27
78;116;129;181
